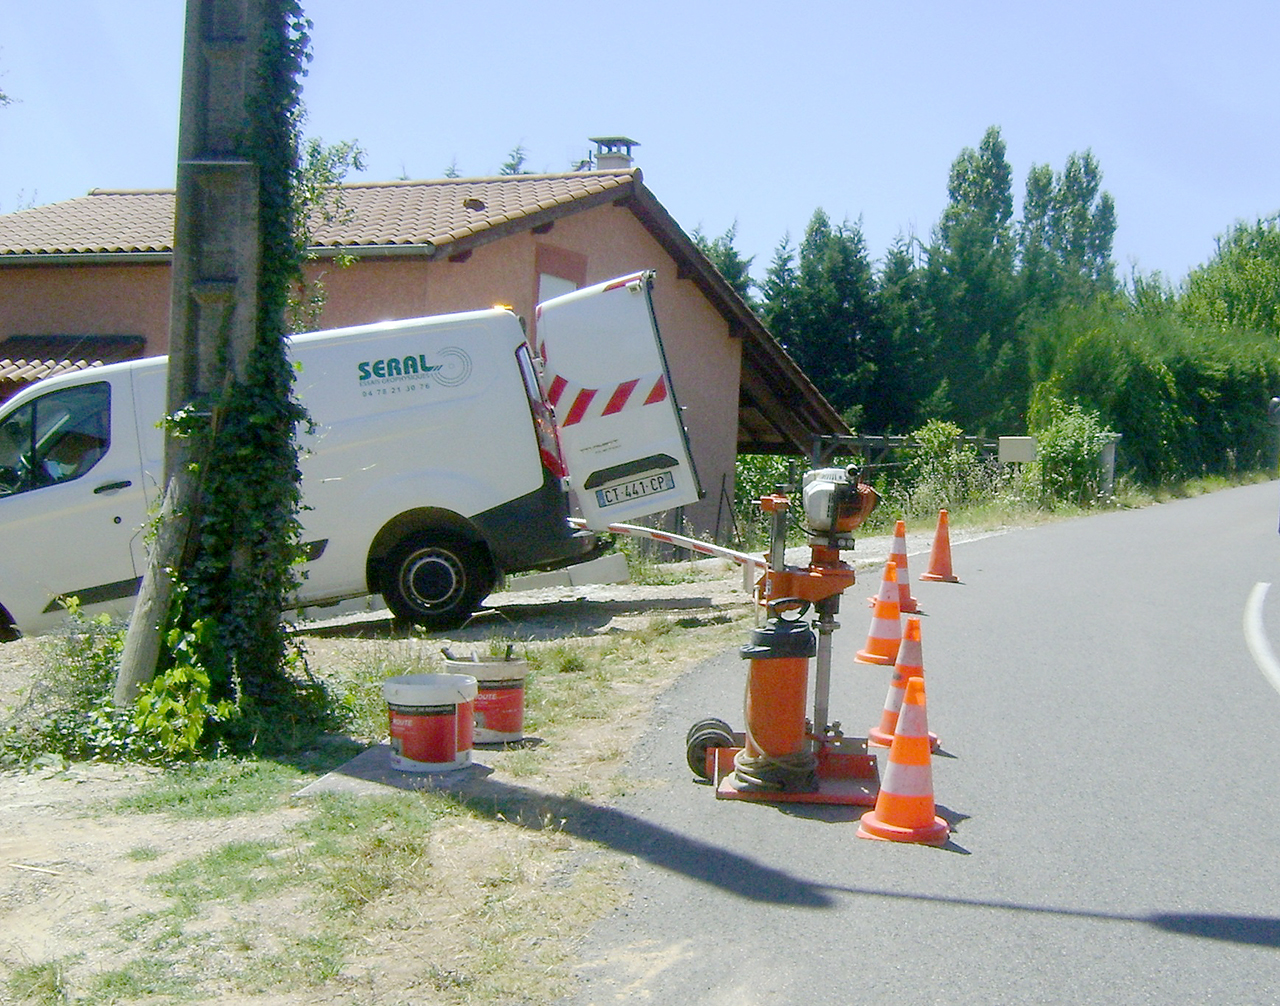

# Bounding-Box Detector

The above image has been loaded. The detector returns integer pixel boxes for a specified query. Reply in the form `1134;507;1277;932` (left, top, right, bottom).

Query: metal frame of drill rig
684;465;884;805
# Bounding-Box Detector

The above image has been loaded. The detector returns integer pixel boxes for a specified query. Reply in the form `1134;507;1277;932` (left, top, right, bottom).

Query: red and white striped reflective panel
544;370;668;427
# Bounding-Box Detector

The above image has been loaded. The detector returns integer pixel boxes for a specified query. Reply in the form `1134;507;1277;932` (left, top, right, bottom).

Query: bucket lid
444;658;528;682
383;673;478;705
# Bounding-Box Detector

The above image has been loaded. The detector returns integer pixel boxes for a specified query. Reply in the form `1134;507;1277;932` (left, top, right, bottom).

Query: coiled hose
731;746;818;792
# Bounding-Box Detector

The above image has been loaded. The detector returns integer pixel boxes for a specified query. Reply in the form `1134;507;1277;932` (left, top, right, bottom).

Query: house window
534;245;588;303
538;273;578;302
533;245;588;347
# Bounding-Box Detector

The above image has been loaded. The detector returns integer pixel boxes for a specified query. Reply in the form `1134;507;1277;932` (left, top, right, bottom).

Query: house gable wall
312;202;742;538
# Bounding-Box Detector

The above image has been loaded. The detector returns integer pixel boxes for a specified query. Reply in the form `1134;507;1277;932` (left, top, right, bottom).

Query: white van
0;272;701;640
0;306;598;638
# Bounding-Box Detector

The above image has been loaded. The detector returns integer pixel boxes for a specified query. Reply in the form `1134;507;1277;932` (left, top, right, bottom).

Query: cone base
855;650;896;665
919;572;959;583
857;810;950;845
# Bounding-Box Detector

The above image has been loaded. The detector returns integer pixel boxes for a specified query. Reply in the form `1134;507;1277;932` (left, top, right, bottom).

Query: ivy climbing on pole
176;0;313;710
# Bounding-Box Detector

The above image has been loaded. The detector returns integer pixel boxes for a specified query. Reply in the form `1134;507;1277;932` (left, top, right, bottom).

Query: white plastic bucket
444;656;528;744
383;673;477;772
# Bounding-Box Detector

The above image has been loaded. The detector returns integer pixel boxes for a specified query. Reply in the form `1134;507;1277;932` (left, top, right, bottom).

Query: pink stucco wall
0;262;171;351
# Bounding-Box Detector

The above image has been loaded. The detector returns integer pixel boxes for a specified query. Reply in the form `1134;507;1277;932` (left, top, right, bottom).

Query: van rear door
534;271;701;530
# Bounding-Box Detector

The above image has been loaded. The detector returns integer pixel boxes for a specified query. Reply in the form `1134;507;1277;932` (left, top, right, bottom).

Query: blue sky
2;1;1277;288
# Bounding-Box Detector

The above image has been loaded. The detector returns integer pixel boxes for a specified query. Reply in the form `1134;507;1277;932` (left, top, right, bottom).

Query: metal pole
812;598;839;744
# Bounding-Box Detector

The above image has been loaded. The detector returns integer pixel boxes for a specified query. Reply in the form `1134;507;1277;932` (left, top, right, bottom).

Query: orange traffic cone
858;677;950;845
919;509;960;583
856;561;902;665
887;519;919;612
867;617;939;751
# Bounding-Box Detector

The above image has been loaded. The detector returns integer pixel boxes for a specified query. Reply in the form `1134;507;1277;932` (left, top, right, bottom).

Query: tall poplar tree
924;126;1021;432
1019;150;1117;312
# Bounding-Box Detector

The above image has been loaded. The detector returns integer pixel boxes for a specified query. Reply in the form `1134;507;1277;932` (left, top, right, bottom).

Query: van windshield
0;382;110;497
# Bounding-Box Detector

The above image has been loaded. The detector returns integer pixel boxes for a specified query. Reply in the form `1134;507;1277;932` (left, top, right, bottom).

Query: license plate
596;470;676;508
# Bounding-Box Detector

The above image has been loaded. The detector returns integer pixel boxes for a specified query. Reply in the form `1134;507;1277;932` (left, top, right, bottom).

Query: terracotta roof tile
308;171;637;250
0;169;849;448
0;190;176;255
0;335;146;386
0;170;639;257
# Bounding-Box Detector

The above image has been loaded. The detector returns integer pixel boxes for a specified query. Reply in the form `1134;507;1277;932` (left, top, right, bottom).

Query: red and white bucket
383;673;477;772
444;654;528;745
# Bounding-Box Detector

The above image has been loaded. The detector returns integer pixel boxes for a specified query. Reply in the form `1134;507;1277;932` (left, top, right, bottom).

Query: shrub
905;419;995;509
0;597;312;765
732;453;801;547
1032;401;1117;507
1032;306;1280;485
0;604;129;765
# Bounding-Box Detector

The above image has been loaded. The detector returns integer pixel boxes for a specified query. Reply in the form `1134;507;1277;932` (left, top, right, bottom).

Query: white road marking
1244;582;1280;698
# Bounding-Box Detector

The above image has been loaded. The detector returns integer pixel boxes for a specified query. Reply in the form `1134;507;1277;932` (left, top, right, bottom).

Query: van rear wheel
383;536;493;631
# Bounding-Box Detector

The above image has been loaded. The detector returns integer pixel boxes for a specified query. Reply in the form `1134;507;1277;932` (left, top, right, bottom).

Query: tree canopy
761;210;881;428
692;221;756;306
734;123;1280;485
1019;150;1117;312
1181;214;1280;338
748;125;1131;436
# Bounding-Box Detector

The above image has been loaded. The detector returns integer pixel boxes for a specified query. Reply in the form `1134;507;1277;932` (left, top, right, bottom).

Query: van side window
0;382;110;497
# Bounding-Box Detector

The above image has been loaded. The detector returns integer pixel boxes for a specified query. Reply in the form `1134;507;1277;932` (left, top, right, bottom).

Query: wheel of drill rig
686;717;733;746
686;721;735;780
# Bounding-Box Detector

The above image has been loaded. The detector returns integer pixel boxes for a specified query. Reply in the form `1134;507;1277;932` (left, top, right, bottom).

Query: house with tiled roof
0;161;847;540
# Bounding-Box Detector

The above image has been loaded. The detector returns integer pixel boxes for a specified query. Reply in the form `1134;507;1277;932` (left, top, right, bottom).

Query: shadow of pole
457;776;834;908
308;749;1278;948
820;883;1280;950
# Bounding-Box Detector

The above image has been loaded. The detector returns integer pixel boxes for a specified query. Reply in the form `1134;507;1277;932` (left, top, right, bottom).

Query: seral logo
357;347;472;387
432;347;472;387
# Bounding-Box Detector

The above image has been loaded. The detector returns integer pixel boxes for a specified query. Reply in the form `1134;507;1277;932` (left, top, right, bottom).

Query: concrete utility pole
115;0;266;705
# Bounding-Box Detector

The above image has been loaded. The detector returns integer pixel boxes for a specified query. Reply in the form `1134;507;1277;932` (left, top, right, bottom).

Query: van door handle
94;480;133;494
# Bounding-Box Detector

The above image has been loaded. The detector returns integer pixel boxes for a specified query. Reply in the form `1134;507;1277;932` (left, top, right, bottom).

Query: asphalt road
563;482;1280;1005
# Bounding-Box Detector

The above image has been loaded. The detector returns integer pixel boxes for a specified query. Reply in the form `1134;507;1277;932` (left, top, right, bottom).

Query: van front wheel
383;536;493;630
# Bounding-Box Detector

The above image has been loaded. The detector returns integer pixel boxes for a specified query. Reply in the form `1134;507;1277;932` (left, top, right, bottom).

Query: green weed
150;839;300;910
5;957;75;1005
81;955;190;1002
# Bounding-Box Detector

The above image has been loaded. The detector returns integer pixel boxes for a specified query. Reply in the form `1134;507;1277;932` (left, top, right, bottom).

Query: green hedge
1031;310;1280;484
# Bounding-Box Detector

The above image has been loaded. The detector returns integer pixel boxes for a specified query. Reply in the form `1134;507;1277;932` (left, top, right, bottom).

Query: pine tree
691;221;756;306
762;210;881;427
870;235;933;431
